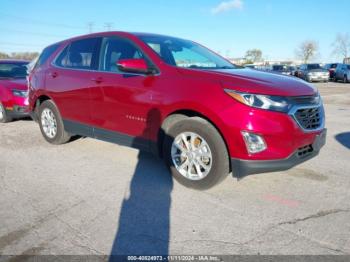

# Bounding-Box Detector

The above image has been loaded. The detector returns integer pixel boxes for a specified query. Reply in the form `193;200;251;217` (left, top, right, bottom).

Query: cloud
211;0;243;14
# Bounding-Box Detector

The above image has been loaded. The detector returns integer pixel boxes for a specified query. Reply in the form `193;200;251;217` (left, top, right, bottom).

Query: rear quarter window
35;43;61;68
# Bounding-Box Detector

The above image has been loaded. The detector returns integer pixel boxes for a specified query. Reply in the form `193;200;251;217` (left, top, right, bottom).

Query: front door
89;36;159;150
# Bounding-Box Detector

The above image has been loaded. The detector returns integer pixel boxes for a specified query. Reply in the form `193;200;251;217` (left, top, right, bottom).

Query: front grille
294;106;322;131
297;144;314;158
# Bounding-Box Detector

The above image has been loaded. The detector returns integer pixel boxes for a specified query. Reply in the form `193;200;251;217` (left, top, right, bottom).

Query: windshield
138;35;237;70
0;62;28;79
307;64;322;70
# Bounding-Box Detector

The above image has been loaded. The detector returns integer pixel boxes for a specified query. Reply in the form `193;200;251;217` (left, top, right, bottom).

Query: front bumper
231;128;327;177
307;75;329;82
6;105;30;119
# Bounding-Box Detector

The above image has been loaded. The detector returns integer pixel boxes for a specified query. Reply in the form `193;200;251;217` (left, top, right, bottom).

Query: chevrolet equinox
29;32;327;189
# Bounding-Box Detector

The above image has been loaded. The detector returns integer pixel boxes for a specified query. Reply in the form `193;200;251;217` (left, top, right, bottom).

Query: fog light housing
241;131;267;154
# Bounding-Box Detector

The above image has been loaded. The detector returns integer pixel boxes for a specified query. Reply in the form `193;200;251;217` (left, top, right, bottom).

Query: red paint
264;194;300;208
0;60;29;113
28;32;324;162
117;58;149;73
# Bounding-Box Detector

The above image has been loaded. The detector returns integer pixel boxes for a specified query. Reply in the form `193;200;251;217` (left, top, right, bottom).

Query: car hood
0;78;27;91
179;68;317;97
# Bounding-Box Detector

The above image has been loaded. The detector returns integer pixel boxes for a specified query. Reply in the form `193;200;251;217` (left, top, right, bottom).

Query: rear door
45;37;102;134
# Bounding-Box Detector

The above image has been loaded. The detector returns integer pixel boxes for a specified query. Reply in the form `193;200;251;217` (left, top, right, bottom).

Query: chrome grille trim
288;103;325;133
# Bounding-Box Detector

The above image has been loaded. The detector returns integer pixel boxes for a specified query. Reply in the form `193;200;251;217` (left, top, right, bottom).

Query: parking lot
0;82;350;255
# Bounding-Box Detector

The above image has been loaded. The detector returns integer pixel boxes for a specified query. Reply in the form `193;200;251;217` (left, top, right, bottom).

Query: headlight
12;90;28;98
224;89;292;113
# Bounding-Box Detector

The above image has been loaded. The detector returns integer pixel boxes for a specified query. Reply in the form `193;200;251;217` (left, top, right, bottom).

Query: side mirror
117;58;150;74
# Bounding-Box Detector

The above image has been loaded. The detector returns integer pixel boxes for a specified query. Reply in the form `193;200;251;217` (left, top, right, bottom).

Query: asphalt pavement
0;82;350;256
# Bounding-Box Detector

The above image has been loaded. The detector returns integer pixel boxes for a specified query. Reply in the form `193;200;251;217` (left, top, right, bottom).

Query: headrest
69;52;83;64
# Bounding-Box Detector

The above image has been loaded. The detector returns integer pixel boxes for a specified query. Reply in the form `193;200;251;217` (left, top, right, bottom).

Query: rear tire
38;100;71;145
0;103;12;123
163;117;230;190
344;75;348;83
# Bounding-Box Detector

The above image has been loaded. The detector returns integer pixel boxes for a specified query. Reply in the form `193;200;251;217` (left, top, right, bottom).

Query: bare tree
332;33;350;60
296;41;318;63
244;49;262;63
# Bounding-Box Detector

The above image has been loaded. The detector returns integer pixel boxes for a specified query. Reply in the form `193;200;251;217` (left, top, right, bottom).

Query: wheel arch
31;94;53;121
158;109;232;171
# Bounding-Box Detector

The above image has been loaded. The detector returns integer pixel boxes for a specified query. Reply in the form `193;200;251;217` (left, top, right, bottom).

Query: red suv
29;32;326;189
0;59;30;123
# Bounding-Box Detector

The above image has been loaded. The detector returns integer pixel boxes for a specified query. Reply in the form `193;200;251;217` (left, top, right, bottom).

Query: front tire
163;117;230;190
38;100;71;144
0;103;12;123
344;75;348;83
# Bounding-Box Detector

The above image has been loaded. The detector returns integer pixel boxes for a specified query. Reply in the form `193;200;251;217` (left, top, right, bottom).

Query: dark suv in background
334;63;350;83
324;63;340;80
270;65;294;76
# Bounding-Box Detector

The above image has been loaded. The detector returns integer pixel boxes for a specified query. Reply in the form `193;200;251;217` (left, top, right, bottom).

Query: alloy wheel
0;104;4;120
41;108;57;138
171;132;213;181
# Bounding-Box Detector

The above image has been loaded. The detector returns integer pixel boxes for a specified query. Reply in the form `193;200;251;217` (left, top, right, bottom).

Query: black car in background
270;64;294;76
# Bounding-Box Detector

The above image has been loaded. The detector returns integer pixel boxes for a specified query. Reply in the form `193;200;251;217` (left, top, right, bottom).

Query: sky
0;0;349;62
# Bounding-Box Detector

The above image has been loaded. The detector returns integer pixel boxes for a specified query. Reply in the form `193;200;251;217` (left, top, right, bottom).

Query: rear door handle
49;72;58;78
91;77;103;84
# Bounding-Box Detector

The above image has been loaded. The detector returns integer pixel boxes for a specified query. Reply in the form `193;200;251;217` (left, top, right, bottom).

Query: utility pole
87;22;94;33
104;22;114;31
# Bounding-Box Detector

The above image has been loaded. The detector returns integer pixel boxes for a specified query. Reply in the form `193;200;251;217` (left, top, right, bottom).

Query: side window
147;43;161;55
100;37;144;72
55;45;69;67
55;38;101;70
35;43;60;68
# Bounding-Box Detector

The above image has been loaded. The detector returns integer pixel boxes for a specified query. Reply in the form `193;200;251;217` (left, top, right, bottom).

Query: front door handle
91;77;103;84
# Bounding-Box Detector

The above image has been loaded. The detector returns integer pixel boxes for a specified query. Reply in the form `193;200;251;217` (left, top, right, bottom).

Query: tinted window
0;62;29;78
272;65;286;71
55;46;69;67
36;43;60;68
139;35;236;69
56;38;101;70
307;64;321;70
100;37;144;72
